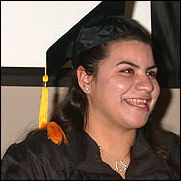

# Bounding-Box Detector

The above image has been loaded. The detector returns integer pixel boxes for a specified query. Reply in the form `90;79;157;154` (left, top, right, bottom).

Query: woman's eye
146;71;157;79
120;68;134;74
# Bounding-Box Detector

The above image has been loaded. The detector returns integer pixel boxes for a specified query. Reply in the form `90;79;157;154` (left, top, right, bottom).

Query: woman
1;15;180;180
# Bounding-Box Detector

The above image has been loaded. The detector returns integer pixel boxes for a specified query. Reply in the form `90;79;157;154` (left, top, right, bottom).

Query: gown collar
68;129;173;179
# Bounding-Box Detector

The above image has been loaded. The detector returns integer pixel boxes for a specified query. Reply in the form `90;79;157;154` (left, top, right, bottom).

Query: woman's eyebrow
116;61;140;68
116;61;157;70
147;65;157;70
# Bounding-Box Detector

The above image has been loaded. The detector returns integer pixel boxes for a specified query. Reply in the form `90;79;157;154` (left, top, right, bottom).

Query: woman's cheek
116;77;133;90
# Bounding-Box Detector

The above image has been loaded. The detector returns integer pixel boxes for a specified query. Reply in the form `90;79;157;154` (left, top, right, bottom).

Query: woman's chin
126;118;149;130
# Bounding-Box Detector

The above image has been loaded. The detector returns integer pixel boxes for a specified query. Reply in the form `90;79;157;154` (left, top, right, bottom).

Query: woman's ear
77;66;91;94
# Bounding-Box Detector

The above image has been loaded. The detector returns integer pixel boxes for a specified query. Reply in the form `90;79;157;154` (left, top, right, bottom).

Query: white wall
1;1;101;67
132;1;151;32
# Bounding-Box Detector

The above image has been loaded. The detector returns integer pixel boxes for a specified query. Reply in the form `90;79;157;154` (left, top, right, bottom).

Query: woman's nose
135;75;154;93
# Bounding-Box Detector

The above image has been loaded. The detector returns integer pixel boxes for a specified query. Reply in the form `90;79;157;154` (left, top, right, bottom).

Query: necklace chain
99;146;130;172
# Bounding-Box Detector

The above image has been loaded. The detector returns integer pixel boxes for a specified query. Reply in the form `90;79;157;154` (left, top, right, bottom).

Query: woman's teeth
125;98;148;107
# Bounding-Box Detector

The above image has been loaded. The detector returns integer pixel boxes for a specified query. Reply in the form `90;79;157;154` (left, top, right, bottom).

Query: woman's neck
85;122;136;179
85;121;136;159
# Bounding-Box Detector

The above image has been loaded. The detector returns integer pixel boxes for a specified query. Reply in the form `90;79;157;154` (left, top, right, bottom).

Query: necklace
99;146;130;172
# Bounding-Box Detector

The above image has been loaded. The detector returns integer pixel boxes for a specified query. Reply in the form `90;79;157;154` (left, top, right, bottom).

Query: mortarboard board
46;1;125;79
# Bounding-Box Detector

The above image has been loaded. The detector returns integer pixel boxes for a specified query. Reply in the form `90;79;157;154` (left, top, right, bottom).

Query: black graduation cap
46;1;125;78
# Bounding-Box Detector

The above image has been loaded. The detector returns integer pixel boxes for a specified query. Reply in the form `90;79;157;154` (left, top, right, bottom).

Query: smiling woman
80;41;160;133
1;15;180;180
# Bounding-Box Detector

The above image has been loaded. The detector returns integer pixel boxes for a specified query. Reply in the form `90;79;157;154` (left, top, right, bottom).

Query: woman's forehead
108;40;151;51
104;40;154;64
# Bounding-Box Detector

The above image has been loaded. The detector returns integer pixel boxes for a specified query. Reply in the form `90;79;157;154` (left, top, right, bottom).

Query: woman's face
88;40;160;130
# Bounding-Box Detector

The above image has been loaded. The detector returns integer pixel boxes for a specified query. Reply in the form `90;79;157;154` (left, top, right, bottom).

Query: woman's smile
124;97;151;112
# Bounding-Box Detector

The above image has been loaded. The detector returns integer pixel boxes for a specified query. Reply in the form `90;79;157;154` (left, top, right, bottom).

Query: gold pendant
115;160;127;172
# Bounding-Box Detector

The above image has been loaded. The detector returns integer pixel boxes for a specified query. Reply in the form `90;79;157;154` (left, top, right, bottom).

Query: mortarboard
39;1;126;145
46;1;125;78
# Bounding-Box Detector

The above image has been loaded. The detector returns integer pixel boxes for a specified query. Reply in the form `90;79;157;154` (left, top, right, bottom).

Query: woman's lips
124;98;149;111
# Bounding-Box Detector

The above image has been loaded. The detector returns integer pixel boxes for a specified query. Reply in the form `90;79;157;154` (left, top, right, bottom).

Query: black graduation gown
1;128;180;180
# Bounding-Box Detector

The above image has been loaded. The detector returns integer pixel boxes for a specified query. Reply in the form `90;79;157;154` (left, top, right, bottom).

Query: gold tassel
39;66;49;129
38;67;69;145
47;122;69;146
